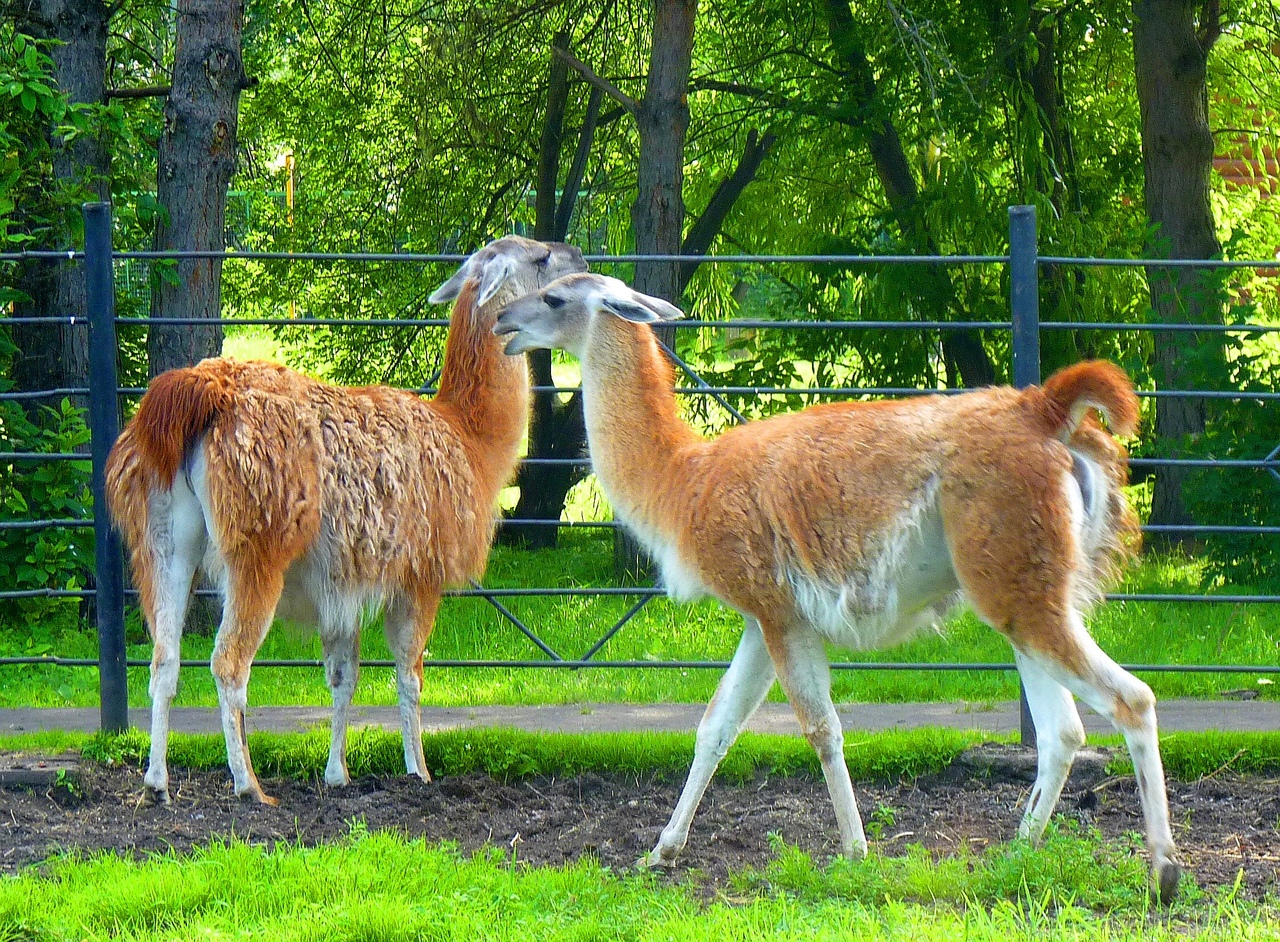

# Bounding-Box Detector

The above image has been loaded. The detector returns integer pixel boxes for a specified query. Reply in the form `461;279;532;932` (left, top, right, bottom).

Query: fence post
1009;204;1041;748
84;202;128;733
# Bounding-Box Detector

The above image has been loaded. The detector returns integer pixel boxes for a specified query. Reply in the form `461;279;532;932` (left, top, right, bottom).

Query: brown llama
105;237;586;804
494;272;1181;903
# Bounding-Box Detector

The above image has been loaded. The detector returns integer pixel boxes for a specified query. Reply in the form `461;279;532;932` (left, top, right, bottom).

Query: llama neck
581;318;701;544
434;283;530;496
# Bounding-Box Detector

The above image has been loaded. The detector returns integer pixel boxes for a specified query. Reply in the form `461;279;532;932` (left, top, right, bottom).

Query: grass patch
2;726;991;784
2;540;1277;710
9;726;1280;785
1105;730;1280;780
0;829;1267;940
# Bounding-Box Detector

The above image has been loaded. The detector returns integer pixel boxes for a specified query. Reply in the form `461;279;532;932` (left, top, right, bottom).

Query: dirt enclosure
2;745;1278;899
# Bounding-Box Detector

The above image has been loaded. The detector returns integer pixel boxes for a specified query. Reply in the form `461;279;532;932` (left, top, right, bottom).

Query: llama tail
1040;360;1139;441
110;366;232;495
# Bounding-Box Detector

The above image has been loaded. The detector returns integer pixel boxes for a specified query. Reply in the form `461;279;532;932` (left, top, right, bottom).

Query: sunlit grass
4;726;1280;785
0;828;1271;941
1;538;1275;709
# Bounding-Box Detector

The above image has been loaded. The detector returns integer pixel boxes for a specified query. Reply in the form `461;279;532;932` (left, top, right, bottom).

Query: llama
494;272;1181;903
105;236;586;805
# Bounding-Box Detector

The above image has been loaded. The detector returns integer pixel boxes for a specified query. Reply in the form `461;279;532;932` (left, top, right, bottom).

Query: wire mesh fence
2;203;1278;738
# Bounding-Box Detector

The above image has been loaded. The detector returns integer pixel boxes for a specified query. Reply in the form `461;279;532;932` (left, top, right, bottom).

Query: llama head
429;236;587;311
493;272;684;358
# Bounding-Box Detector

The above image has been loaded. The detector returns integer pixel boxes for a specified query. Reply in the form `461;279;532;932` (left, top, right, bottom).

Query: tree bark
147;0;250;378
823;0;995;388
1132;0;1225;536
615;0;696;578
631;0;696;308
10;0;108;405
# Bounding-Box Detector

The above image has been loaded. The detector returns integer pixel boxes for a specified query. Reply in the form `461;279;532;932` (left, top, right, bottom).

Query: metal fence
2;203;1279;743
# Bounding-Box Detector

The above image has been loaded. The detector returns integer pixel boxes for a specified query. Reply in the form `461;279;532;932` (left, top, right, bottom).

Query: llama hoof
141;784;170;806
238;787;279;807
1152;859;1181;905
842;840;869;861
642;847;678;870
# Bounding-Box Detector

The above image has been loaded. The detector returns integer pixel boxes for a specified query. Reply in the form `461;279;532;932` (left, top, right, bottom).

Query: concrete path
1;698;1276;738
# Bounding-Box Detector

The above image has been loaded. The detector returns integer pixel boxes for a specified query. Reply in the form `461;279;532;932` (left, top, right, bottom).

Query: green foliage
0;28;73;250
0;394;92;632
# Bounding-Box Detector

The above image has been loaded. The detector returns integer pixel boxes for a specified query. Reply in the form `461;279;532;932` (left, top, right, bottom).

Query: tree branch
1198;0;1221;54
554;85;604;241
691;77;843;123
553;46;637;116
679;128;776;290
105;84;171;99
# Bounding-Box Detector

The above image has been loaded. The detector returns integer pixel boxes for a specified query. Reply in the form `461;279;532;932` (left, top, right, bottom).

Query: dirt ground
2;745;1277;900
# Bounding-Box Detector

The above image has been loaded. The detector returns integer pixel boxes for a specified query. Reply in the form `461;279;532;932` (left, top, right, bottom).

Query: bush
0;393;94;631
1183;336;1280;590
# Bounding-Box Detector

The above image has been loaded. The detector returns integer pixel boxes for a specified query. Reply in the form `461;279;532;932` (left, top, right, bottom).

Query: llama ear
600;291;685;323
636;293;685;322
429;257;478;304
475;254;518;307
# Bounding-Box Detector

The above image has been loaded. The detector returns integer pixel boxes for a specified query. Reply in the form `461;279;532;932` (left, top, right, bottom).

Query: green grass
1;726;991;783
0;829;1272;941
6;727;1280;784
2;539;1277;709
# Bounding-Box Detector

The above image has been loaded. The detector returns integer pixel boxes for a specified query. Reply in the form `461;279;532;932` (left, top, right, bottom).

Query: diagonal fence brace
654;337;748;426
467;578;563;661
576;594;655;664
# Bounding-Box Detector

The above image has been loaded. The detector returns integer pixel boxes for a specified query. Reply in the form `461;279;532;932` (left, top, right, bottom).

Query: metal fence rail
3;203;1278;741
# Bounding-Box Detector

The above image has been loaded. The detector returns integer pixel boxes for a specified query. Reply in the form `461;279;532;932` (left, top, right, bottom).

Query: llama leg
1021;611;1180;903
142;482;207;803
384;590;439;782
1013;650;1086;843
768;622;867;859
647;617;776;866
211;563;283;805
321;623;361;787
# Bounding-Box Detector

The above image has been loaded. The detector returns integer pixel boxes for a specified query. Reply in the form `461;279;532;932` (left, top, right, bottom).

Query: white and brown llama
105;236;586;805
494;272;1182;902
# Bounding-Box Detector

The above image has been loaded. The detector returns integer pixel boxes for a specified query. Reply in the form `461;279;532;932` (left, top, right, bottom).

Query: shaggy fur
106;237;586;804
494;273;1181;904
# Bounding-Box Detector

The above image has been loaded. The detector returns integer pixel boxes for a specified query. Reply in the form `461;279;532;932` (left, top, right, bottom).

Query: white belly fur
784;491;962;652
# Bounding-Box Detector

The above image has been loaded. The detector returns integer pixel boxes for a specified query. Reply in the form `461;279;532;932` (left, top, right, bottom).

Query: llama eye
546;295;566;310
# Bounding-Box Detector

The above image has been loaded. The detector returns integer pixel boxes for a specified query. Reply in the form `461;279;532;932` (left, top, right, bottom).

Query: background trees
3;0;1279;589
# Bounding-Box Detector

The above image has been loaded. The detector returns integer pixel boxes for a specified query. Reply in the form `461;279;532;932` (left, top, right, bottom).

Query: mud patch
1;747;1277;899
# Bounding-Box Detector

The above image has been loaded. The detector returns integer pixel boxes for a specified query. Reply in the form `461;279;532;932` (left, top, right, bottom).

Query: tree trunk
147;0;248;633
10;0;108;406
505;30;581;549
147;0;250;378
1133;0;1225;537
615;0;697;579
824;0;995;388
